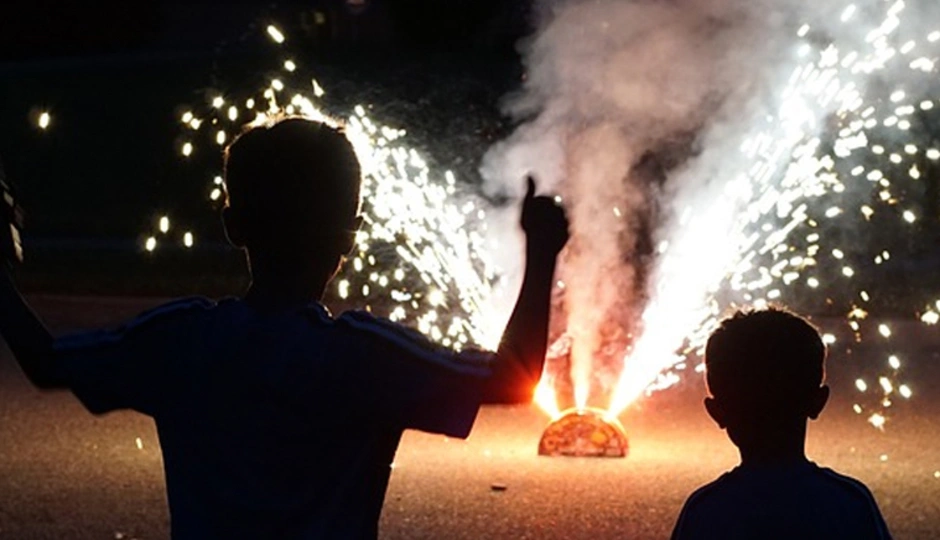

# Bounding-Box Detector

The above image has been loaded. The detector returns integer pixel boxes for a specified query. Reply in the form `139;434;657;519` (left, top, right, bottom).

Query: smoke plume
480;0;882;410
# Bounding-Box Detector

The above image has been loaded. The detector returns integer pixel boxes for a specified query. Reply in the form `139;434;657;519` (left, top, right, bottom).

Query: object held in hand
0;159;25;266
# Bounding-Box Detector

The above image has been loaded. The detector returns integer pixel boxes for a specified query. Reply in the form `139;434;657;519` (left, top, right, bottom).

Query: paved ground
1;296;938;539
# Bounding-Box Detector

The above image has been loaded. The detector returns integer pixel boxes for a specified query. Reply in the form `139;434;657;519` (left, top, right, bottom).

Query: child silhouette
672;307;891;539
0;118;569;539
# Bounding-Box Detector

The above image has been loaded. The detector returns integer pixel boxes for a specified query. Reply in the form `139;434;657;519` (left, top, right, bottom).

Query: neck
244;255;334;312
734;420;809;467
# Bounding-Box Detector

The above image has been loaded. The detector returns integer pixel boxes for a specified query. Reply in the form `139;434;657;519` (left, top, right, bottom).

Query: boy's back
56;296;491;539
672;460;890;539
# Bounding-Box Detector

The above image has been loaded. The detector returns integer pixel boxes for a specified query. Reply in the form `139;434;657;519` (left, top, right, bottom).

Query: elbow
25;370;66;390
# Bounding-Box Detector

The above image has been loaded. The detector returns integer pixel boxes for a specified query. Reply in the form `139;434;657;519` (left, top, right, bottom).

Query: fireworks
160;25;504;351
158;5;936;436
604;0;939;424
537;408;629;458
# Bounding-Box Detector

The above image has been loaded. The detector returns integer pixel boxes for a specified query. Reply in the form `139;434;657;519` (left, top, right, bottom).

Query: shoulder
55;296;218;350
334;309;445;356
812;465;884;509
336;309;429;343
673;472;735;536
335;309;492;373
123;296;218;331
681;471;734;510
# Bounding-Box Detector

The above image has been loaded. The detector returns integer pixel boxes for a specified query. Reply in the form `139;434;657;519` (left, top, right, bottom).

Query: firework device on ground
538;408;629;458
0;157;25;268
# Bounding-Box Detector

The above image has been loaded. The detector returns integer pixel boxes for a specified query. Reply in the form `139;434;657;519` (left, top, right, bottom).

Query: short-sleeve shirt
53;297;493;539
671;460;892;539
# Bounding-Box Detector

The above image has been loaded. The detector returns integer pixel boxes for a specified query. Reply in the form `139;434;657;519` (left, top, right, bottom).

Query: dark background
0;1;531;295
1;0;937;312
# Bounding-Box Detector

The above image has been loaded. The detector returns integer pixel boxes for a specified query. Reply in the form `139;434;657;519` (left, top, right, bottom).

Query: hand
521;176;569;258
0;163;25;269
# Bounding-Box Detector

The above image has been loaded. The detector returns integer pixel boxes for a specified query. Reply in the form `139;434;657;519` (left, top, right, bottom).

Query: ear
221;207;246;248
807;385;830;420
704;397;727;429
339;215;364;256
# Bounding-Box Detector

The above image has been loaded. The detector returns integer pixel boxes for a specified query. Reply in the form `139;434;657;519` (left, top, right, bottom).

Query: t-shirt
53;297;493;539
671;459;891;540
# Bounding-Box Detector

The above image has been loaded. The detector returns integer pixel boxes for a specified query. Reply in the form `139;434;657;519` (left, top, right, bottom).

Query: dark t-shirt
53;297;492;539
672;460;891;540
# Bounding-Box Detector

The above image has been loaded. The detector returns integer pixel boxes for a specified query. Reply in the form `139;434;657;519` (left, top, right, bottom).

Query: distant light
922;311;940;325
879;377;893;394
878;324;891;338
216;130;227;145
284;59;297;72
159;216;170;234
888;355;901;369
145;237;157;252
210;188;222;201
37;111;51;129
211;96;224;108
902;210;916;223
181;111;193;124
183;232;194;248
213;175;223;185
266;25;286;44
181;142;193;157
227;106;238;122
899;385;912;399
842;266;854;277
822;333;837;345
856;379;868;392
271;79;285;92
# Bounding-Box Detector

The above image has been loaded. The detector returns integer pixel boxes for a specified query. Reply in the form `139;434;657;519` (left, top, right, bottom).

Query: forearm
0;269;64;388
485;242;558;404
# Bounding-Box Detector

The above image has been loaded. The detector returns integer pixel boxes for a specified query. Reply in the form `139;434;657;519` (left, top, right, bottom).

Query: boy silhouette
0;118;569;539
671;307;891;540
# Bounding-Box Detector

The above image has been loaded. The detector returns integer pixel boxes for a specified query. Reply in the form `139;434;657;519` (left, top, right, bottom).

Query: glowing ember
538;408;628;458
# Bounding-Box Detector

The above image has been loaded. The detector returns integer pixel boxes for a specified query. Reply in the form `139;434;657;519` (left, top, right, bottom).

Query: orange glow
533;377;561;419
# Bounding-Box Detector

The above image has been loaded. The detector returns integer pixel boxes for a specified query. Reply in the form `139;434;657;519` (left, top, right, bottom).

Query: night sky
0;1;532;295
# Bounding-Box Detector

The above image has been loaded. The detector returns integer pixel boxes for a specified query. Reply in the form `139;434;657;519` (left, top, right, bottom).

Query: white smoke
480;0;901;411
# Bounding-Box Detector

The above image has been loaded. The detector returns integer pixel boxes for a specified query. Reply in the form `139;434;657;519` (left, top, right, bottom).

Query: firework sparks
158;3;935;435
605;0;937;421
162;26;505;351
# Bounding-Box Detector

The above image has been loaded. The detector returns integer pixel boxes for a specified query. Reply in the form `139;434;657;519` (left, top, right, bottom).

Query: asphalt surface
1;296;939;539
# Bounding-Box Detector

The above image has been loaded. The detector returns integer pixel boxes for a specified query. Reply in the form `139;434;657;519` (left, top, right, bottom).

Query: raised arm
482;178;568;404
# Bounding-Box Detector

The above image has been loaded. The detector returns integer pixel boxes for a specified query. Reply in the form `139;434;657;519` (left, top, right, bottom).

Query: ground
1;296;938;539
